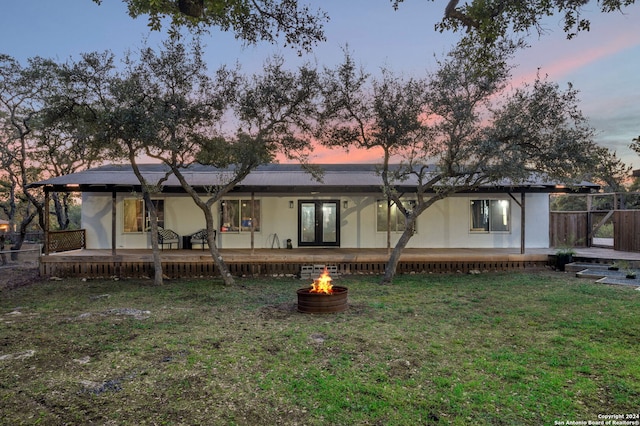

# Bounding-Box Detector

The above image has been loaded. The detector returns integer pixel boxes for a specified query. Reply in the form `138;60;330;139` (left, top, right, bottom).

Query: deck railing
47;229;86;253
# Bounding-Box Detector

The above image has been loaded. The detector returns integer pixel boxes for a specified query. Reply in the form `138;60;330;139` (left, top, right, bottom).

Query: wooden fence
550;210;640;252
549;212;589;247
613;210;640;252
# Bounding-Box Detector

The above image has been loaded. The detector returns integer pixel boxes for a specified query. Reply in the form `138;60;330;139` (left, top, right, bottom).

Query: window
147;200;165;229
123;199;144;233
376;200;415;232
220;199;261;233
123;199;165;233
470;199;510;232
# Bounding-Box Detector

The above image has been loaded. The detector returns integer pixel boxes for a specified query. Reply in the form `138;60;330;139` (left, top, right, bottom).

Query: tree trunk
51;192;70;230
0;234;6;266
202;204;235;286
8;209;36;260
128;154;164;286
143;193;164;286
381;215;416;284
178;0;204;17
168;165;236;286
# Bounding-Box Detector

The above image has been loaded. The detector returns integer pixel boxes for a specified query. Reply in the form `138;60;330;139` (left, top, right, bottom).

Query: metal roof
29;163;599;194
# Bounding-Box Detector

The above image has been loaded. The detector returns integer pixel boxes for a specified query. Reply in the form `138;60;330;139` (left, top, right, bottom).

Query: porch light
289;201;294;209
343;200;348;209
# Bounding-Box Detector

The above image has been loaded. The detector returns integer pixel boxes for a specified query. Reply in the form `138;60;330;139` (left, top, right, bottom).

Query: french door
298;200;340;247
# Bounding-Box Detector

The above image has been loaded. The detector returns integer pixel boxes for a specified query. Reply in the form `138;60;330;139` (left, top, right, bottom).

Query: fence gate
613;210;640;252
550;192;640;252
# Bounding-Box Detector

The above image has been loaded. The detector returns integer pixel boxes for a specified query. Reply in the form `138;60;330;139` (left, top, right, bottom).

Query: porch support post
386;198;391;254
520;190;526;254
586;194;593;247
44;187;50;255
111;189;117;256
250;191;255;253
507;191;525;254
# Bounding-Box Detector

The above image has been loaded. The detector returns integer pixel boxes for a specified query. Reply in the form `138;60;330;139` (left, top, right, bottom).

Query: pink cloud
514;24;640;84
278;144;384;164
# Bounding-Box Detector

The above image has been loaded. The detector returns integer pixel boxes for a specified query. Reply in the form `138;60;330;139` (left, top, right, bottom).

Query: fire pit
297;267;348;313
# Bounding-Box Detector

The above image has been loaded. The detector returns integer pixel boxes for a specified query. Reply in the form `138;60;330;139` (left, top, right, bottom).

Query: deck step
565;262;611;273
596;276;640;286
575;266;640;286
575;269;608;279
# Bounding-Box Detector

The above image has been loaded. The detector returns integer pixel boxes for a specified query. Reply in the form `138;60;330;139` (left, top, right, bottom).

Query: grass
1;271;639;425
593;222;614;239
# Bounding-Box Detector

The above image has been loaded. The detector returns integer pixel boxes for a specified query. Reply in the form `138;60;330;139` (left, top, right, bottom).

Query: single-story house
31;163;598;253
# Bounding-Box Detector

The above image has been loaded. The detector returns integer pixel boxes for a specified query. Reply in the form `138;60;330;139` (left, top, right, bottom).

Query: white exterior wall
81;192;113;249
216;196;296;249
82;193;209;249
339;193;549;249
81;192;550;249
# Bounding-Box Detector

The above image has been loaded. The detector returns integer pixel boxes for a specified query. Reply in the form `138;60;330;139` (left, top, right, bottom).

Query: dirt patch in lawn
0;244;43;291
0;264;42;291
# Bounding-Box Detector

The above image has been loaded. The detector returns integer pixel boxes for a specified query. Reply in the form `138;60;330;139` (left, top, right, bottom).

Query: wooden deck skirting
39;248;552;279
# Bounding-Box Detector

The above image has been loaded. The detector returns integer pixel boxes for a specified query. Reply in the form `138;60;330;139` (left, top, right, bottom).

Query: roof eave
36;182;599;195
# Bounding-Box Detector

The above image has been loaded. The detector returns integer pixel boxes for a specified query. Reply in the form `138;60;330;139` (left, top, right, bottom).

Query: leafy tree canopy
92;0;328;53
392;0;636;44
632;135;640;156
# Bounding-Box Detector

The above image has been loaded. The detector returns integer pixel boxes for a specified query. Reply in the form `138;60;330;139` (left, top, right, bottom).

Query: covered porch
38;247;640;279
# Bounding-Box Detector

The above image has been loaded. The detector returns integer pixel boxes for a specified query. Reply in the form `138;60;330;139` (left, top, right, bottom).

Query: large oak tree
145;50;321;286
1;54;105;250
318;42;616;284
69;40;319;286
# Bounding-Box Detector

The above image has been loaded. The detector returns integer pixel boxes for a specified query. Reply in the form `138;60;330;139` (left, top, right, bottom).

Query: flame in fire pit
310;267;333;294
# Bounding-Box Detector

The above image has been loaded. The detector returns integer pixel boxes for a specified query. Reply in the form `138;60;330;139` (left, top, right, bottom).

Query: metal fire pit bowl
296;286;348;314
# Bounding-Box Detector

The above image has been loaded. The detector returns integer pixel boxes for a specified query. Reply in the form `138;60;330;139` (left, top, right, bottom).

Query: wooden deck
39;247;640;279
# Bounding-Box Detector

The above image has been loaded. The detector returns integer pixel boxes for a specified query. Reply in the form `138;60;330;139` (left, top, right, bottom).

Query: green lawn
1;272;639;425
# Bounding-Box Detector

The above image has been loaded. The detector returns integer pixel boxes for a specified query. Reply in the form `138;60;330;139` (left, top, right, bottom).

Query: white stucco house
31;163;598;253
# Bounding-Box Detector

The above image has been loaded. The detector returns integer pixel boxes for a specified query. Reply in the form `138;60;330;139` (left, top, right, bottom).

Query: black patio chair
190;229;216;250
157;227;180;250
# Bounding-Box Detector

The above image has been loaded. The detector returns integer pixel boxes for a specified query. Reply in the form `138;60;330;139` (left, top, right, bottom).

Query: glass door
298;200;340;246
300;202;317;244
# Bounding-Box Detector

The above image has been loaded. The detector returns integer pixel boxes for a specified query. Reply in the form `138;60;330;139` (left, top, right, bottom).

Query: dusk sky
2;0;638;168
